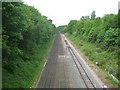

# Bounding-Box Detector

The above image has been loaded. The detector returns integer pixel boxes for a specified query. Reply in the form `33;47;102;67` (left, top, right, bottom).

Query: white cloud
23;0;119;26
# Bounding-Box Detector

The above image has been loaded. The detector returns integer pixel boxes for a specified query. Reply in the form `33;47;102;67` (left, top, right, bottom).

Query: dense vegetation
60;11;119;87
2;2;56;88
63;12;118;51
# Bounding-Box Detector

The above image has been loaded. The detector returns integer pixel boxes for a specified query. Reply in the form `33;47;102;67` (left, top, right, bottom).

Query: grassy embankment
3;36;55;88
66;33;119;88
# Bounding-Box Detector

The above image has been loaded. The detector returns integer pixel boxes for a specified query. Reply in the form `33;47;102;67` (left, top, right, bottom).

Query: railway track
64;39;96;89
35;32;104;88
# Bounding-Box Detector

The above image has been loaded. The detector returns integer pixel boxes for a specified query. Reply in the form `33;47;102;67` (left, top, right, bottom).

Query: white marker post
103;85;107;90
96;61;99;71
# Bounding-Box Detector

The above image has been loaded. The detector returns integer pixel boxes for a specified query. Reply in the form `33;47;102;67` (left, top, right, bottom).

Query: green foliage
3;38;54;88
66;20;78;35
103;28;118;48
57;25;67;33
2;2;56;88
65;12;118;51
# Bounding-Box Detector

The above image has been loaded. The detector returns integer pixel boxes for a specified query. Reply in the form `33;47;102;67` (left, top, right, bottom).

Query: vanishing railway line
35;32;103;88
64;39;96;89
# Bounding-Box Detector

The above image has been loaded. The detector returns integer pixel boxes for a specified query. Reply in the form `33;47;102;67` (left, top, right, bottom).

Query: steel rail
65;40;96;89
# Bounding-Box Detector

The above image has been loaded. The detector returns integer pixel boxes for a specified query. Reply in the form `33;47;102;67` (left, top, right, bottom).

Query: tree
2;2;56;73
91;11;96;20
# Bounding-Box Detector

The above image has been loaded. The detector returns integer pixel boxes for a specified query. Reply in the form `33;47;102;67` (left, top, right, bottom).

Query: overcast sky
23;0;119;27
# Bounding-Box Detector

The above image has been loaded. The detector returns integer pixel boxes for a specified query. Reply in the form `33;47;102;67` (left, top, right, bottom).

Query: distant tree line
61;11;119;51
2;2;56;73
